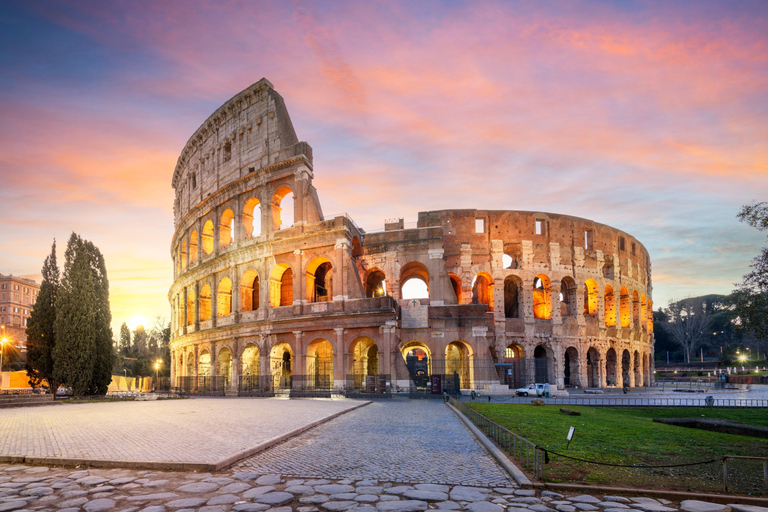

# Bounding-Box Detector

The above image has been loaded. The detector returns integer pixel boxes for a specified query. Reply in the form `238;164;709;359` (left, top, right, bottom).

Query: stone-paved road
234;399;512;487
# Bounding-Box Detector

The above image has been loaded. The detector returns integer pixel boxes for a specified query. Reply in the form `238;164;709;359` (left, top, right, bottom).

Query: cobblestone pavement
234;399;510;487
1;464;761;512
0;399;362;465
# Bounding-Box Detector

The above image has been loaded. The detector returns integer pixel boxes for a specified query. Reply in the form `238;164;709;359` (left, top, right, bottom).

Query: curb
0;399;372;472
446;402;532;487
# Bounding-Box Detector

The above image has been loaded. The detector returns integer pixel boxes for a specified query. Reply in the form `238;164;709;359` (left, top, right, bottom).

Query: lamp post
154;359;162;391
0;336;6;374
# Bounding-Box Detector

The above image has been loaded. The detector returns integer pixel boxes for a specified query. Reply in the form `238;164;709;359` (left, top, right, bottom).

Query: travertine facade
168;79;654;394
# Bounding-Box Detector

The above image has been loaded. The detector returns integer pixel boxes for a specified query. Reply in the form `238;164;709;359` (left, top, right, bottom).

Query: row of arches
174;186;295;274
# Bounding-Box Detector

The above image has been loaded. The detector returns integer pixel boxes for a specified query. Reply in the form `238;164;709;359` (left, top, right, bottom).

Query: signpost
566;426;576;449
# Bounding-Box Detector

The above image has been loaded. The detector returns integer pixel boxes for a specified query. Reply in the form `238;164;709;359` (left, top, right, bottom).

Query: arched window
449;273;462;303
181;241;187;271
199;284;212;321
560;277;576;317
400;262;429;300
273;186;294;230
365;270;386;298
217;277;232;316
504;276;520;318
604;285;616;326
269;264;293;307
202;220;214;255
620;286;630;328
189;230;198;264
240;270;259;312
307;258;333;302
532;274;552;319
640;294;647;331
186;289;195;326
243;197;261;238
632;290;640;326
584;279;598;315
472;273;493;311
220;209;234;248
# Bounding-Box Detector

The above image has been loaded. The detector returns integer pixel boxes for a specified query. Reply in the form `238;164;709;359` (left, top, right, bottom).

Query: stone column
334;240;348;301
194;345;199;392
231;337;240;393
232;267;241;322
293;331;303;390
194;281;200;331
170;349;176;389
334;327;345;390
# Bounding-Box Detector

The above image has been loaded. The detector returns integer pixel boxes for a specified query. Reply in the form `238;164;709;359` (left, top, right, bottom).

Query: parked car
516;383;546;397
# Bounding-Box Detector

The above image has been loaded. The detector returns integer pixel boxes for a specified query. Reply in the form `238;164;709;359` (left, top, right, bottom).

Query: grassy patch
469;403;768;494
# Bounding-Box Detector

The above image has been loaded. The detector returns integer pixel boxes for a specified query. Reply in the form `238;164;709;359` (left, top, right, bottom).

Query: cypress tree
119;323;131;357
52;233;114;396
25;240;59;392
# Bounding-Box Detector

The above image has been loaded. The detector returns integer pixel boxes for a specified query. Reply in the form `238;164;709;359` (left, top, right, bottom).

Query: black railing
238;375;274;396
345;374;391;397
176;376;226;395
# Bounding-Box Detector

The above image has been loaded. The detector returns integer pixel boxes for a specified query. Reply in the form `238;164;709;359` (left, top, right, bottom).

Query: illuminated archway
400;262;429;299
199;284;212;321
446;340;473;389
198;349;211;377
620;286;630;328
306;257;333;302
217;277;232;316
472;273;493;311
365;269;386;298
218;347;233;385
306;339;333;389
270;342;293;388
269;263;293;307
350;337;379;378
242;197;261;238
186;290;195;326
240;270;259;312
241;344;260;377
202;220;214;255
273;185;294;230
604;285;616;326
189;230;198;264
401;341;431;387
584;279;598;315
533;274;552;319
220;209;234;248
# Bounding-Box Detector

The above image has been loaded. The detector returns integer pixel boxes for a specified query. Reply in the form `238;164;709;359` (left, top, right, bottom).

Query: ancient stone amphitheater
168;79;654;396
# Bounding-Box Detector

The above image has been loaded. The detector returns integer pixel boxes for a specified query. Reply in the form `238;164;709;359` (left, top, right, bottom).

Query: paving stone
0;503;26;512
203;477;234;485
358;487;384;494
60;490;89;498
357;480;378;487
604;498;631;504
379;496;401;502
435;501;461;510
177;482;219;493
376;500;429;512
58;508;81;512
356;495;379;503
680;502;731;512
127;493;180;501
507;508;536;512
300;496;331;504
90;485;116;493
630;504;677;512
84;498;117;511
252;492;295;505
632;499;661;505
321;501;358;511
145;480;169;488
243;486;276;498
299;507;319;512
198;506;229;512
574;504;599;511
233;472;261;482
166;498;207;508
571;497;601;504
305;480;332;486
466;503;505;512
60;497;90;508
414;484;449;493
221;482;253;493
384;487;413;495
514;490;536;496
607;509;637;512
449;487;488;502
598;504;629;509
727;507;768;512
403;490;448;501
255;475;282;486
0;485;23;490
232;505;270;512
510;497;542;504
331;493;358;500
316;485;355;494
556;506;576;512
140;507;167;512
353;507;377;512
207;494;240;505
530;505;556;512
20;487;53;496
77;476;109;487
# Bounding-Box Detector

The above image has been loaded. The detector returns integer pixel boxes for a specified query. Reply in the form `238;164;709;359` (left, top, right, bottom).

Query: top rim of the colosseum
172;78;275;189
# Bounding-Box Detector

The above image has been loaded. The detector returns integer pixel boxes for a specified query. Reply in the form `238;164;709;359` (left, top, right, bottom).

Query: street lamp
154;359;163;391
0;336;6;373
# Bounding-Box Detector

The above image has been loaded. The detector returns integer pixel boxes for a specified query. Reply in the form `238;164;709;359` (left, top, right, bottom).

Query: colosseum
168;78;654;396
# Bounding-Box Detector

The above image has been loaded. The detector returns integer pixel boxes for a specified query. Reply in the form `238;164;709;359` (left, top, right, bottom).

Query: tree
118;322;131;357
25;241;59;392
52;233;114;396
665;297;712;363
731;201;768;349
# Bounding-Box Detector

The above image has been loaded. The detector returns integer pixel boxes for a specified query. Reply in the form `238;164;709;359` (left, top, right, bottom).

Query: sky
1;0;767;335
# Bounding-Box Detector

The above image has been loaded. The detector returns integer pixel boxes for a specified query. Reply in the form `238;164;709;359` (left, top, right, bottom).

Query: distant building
0;274;40;352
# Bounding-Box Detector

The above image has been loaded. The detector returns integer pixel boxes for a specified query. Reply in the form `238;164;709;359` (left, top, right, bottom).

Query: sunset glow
1;1;767;334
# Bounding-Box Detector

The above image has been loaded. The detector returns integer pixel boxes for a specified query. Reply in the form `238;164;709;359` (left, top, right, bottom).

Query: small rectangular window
535;220;543;235
619;236;626;251
475;218;485;233
584;230;593;250
631;242;636;255
1;284;5;289
223;141;232;162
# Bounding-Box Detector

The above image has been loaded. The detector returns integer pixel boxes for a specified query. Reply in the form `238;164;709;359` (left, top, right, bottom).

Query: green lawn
468;403;768;494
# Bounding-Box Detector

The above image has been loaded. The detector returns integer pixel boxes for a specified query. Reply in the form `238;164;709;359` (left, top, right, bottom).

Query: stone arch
604;285;616;326
240;270;259;312
269;263;293;307
640;294;648;331
622;349;631;387
402;341;431;387
534;344;551;383
306;257;333;303
241;343;260;377
220;208;234;248
502;253;518;269
632;290;640;327
273;185;294;230
189;230;198;264
365;269;387;298
620;286;630;328
449;273;462;303
306;338;333;389
199;284;212;321
586;347;600;388
186;350;194;377
186;289;195;326
181;241;187;271
446;340;473;389
564;346;580;387
242;197;261;238
560;276;577;317
533;274;552;319
504;275;521;318
584;279;598;315
633;349;642;386
202;219;214;255
350;337;379;378
606;347;617;386
218;346;233;385
270;341;293;388
472;272;494;311
400;262;429;299
199;349;211;377
500;343;525;387
217;277;232;316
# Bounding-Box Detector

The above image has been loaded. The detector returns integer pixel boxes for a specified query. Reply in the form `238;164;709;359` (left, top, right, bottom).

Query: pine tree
25;241;59;392
52;233;114;396
119;323;131;357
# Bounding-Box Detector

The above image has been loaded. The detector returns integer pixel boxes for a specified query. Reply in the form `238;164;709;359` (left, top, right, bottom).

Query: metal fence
238;375;274;396
176;376;227;395
449;397;543;478
459;394;768;408
345;374;391;397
